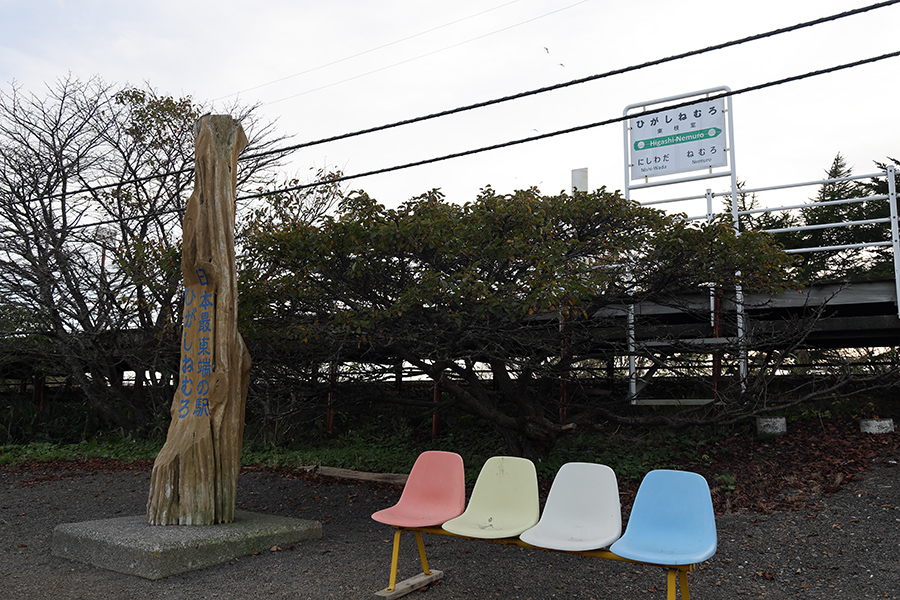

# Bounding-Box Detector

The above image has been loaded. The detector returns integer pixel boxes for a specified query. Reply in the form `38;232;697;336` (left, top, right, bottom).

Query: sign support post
621;87;746;400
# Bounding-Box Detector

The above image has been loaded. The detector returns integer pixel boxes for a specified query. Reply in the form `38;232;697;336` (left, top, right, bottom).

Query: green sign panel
634;127;722;152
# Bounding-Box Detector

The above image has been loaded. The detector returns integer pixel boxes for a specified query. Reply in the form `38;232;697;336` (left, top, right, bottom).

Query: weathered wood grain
147;115;251;525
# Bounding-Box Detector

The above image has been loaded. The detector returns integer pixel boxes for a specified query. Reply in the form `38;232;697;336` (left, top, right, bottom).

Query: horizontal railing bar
763;216;890;234
631;398;715;406
737;194;888;217
640;193;710;206
784;240;893;253
738;172;885;196
631;170;733;192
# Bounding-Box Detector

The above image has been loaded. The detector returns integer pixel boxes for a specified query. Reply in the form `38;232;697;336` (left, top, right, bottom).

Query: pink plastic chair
371;451;466;594
372;450;466;528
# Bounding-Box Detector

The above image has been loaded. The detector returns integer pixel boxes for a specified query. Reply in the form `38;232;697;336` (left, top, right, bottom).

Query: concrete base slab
756;416;787;436
52;510;322;580
860;418;895;434
375;570;444;599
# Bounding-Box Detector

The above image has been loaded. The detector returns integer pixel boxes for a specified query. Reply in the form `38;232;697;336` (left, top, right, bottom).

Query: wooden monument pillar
147;115;252;525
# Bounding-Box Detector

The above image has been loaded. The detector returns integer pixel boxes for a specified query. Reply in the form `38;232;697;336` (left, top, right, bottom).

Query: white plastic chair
442;456;539;539
519;462;621;551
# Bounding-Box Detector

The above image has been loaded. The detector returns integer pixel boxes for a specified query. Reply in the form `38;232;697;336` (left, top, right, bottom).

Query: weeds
0;413;739;488
0;438;162;466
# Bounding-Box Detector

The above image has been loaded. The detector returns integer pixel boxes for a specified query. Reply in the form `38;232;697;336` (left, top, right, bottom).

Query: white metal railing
623;164;898;401
736;166;899;306
621;86;897;402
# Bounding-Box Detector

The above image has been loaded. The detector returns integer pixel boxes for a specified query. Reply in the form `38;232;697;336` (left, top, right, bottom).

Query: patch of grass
714;473;736;494
242;431;421;473
0;417;733;487
0;437;162;466
241;416;508;483
1;394;100;445
541;426;727;483
240;419;732;486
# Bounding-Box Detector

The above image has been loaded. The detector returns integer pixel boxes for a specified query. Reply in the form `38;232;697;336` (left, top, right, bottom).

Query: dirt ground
1;418;899;599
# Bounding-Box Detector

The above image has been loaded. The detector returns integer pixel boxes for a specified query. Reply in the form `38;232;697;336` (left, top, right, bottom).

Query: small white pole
572;168;588;193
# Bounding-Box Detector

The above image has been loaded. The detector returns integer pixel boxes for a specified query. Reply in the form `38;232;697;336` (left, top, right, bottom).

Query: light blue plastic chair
519;462;621;551
609;469;716;600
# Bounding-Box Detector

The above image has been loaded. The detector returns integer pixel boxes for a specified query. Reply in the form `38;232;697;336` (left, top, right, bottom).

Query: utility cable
14;0;900;205
236;49;900;201
213;0;524;101
240;0;900;162
258;0;592;106
49;46;900;232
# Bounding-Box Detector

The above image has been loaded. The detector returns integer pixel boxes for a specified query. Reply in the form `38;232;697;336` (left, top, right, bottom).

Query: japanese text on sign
629;97;727;180
179;269;214;419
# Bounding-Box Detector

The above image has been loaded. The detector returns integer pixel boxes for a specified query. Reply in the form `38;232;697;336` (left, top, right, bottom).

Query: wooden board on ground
375;570;443;599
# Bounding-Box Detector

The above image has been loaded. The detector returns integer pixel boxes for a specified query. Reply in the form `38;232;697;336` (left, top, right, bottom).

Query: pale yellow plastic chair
442;455;539;539
519;462;621;551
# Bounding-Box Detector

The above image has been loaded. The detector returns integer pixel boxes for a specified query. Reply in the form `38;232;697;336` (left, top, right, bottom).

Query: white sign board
629;97;727;180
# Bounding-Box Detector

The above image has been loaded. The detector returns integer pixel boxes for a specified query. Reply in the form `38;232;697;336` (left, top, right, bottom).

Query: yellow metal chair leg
384;528;404;593
679;569;690;600
667;568;678;600
414;530;432;575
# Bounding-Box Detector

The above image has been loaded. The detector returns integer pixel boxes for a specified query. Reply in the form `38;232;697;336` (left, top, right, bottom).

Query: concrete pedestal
756;416;787;436
860;418;894;434
52;510;321;580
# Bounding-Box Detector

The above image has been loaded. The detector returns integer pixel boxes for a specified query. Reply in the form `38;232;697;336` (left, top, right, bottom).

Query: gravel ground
1;441;898;599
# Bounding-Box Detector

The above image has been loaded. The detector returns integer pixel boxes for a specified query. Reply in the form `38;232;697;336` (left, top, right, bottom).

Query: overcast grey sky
2;0;899;214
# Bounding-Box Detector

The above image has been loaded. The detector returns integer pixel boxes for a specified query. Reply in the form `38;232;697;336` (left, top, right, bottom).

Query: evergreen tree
795;154;892;281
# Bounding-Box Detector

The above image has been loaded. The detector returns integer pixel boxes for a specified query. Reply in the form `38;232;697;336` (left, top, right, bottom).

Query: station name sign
629;97;727;180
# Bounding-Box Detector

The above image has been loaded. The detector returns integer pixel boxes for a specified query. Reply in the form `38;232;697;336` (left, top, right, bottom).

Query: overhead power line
240;0;900;162
52;48;900;233
258;0;592;106
21;0;900;206
213;0;524;101
237;50;900;200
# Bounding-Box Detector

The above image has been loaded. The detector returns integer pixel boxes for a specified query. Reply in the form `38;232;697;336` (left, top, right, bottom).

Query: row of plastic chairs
371;451;717;597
